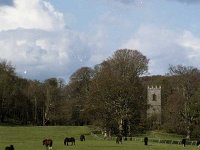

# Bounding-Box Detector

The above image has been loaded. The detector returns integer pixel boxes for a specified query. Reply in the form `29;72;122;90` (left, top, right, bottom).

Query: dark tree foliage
67;67;94;125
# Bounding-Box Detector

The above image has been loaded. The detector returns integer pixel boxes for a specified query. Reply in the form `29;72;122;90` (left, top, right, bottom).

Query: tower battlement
147;85;161;124
147;85;161;89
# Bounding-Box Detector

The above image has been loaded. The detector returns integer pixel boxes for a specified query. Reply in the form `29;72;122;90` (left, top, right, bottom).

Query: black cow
181;138;186;147
5;145;14;150
197;139;200;147
116;135;122;144
64;137;75;146
144;137;148;146
80;134;85;141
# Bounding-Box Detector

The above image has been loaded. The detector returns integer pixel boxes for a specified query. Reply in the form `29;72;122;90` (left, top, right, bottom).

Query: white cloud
0;0;101;81
122;25;200;75
0;0;65;31
179;31;200;51
0;28;97;81
178;31;200;61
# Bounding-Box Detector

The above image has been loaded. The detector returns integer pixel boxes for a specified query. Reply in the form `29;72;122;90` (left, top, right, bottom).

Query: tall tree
26;80;46;125
87;49;149;135
43;78;59;125
0;60;16;123
68;67;94;125
167;65;200;139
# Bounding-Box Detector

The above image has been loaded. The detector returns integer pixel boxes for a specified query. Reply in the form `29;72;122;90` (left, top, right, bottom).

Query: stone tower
147;85;161;123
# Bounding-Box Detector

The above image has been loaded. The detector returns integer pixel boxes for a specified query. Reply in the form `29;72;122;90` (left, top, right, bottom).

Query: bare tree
168;65;200;139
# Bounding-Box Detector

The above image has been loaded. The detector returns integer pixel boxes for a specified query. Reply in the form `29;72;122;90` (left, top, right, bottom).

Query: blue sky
0;0;200;82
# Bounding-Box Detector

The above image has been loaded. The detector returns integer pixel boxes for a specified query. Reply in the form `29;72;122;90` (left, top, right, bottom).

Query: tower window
152;94;156;101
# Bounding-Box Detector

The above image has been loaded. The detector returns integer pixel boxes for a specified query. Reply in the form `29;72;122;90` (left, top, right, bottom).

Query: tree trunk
186;121;192;139
118;119;123;135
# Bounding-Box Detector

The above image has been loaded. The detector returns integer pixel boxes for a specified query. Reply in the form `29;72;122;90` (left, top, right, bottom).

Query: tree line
1;49;200;139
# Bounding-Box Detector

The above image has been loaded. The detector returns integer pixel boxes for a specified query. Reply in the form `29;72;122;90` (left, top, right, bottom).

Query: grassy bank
0;126;198;150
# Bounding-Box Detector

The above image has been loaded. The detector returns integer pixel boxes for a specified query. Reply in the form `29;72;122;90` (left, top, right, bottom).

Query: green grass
0;126;198;150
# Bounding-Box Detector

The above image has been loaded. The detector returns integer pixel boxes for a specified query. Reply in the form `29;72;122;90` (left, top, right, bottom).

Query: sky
1;0;200;82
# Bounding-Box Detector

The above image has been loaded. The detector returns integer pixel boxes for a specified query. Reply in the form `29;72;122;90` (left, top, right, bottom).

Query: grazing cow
181;138;186;147
64;137;75;146
43;139;53;150
5;145;14;150
116;135;122;144
80;134;85;141
197;139;200;147
144;137;148;146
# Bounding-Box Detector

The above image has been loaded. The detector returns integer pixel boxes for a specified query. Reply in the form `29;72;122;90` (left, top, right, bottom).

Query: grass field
0;126;198;150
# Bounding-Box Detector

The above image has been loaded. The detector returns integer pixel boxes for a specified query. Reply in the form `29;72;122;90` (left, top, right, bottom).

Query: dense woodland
1;49;200;139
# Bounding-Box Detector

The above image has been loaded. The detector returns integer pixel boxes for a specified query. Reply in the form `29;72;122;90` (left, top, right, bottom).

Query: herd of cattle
42;135;85;150
4;134;85;150
4;135;200;150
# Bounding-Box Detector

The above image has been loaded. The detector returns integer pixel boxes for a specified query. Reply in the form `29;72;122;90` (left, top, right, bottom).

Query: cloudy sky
1;0;200;82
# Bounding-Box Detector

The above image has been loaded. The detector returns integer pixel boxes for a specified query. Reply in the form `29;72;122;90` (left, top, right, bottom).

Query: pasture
0;126;198;150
